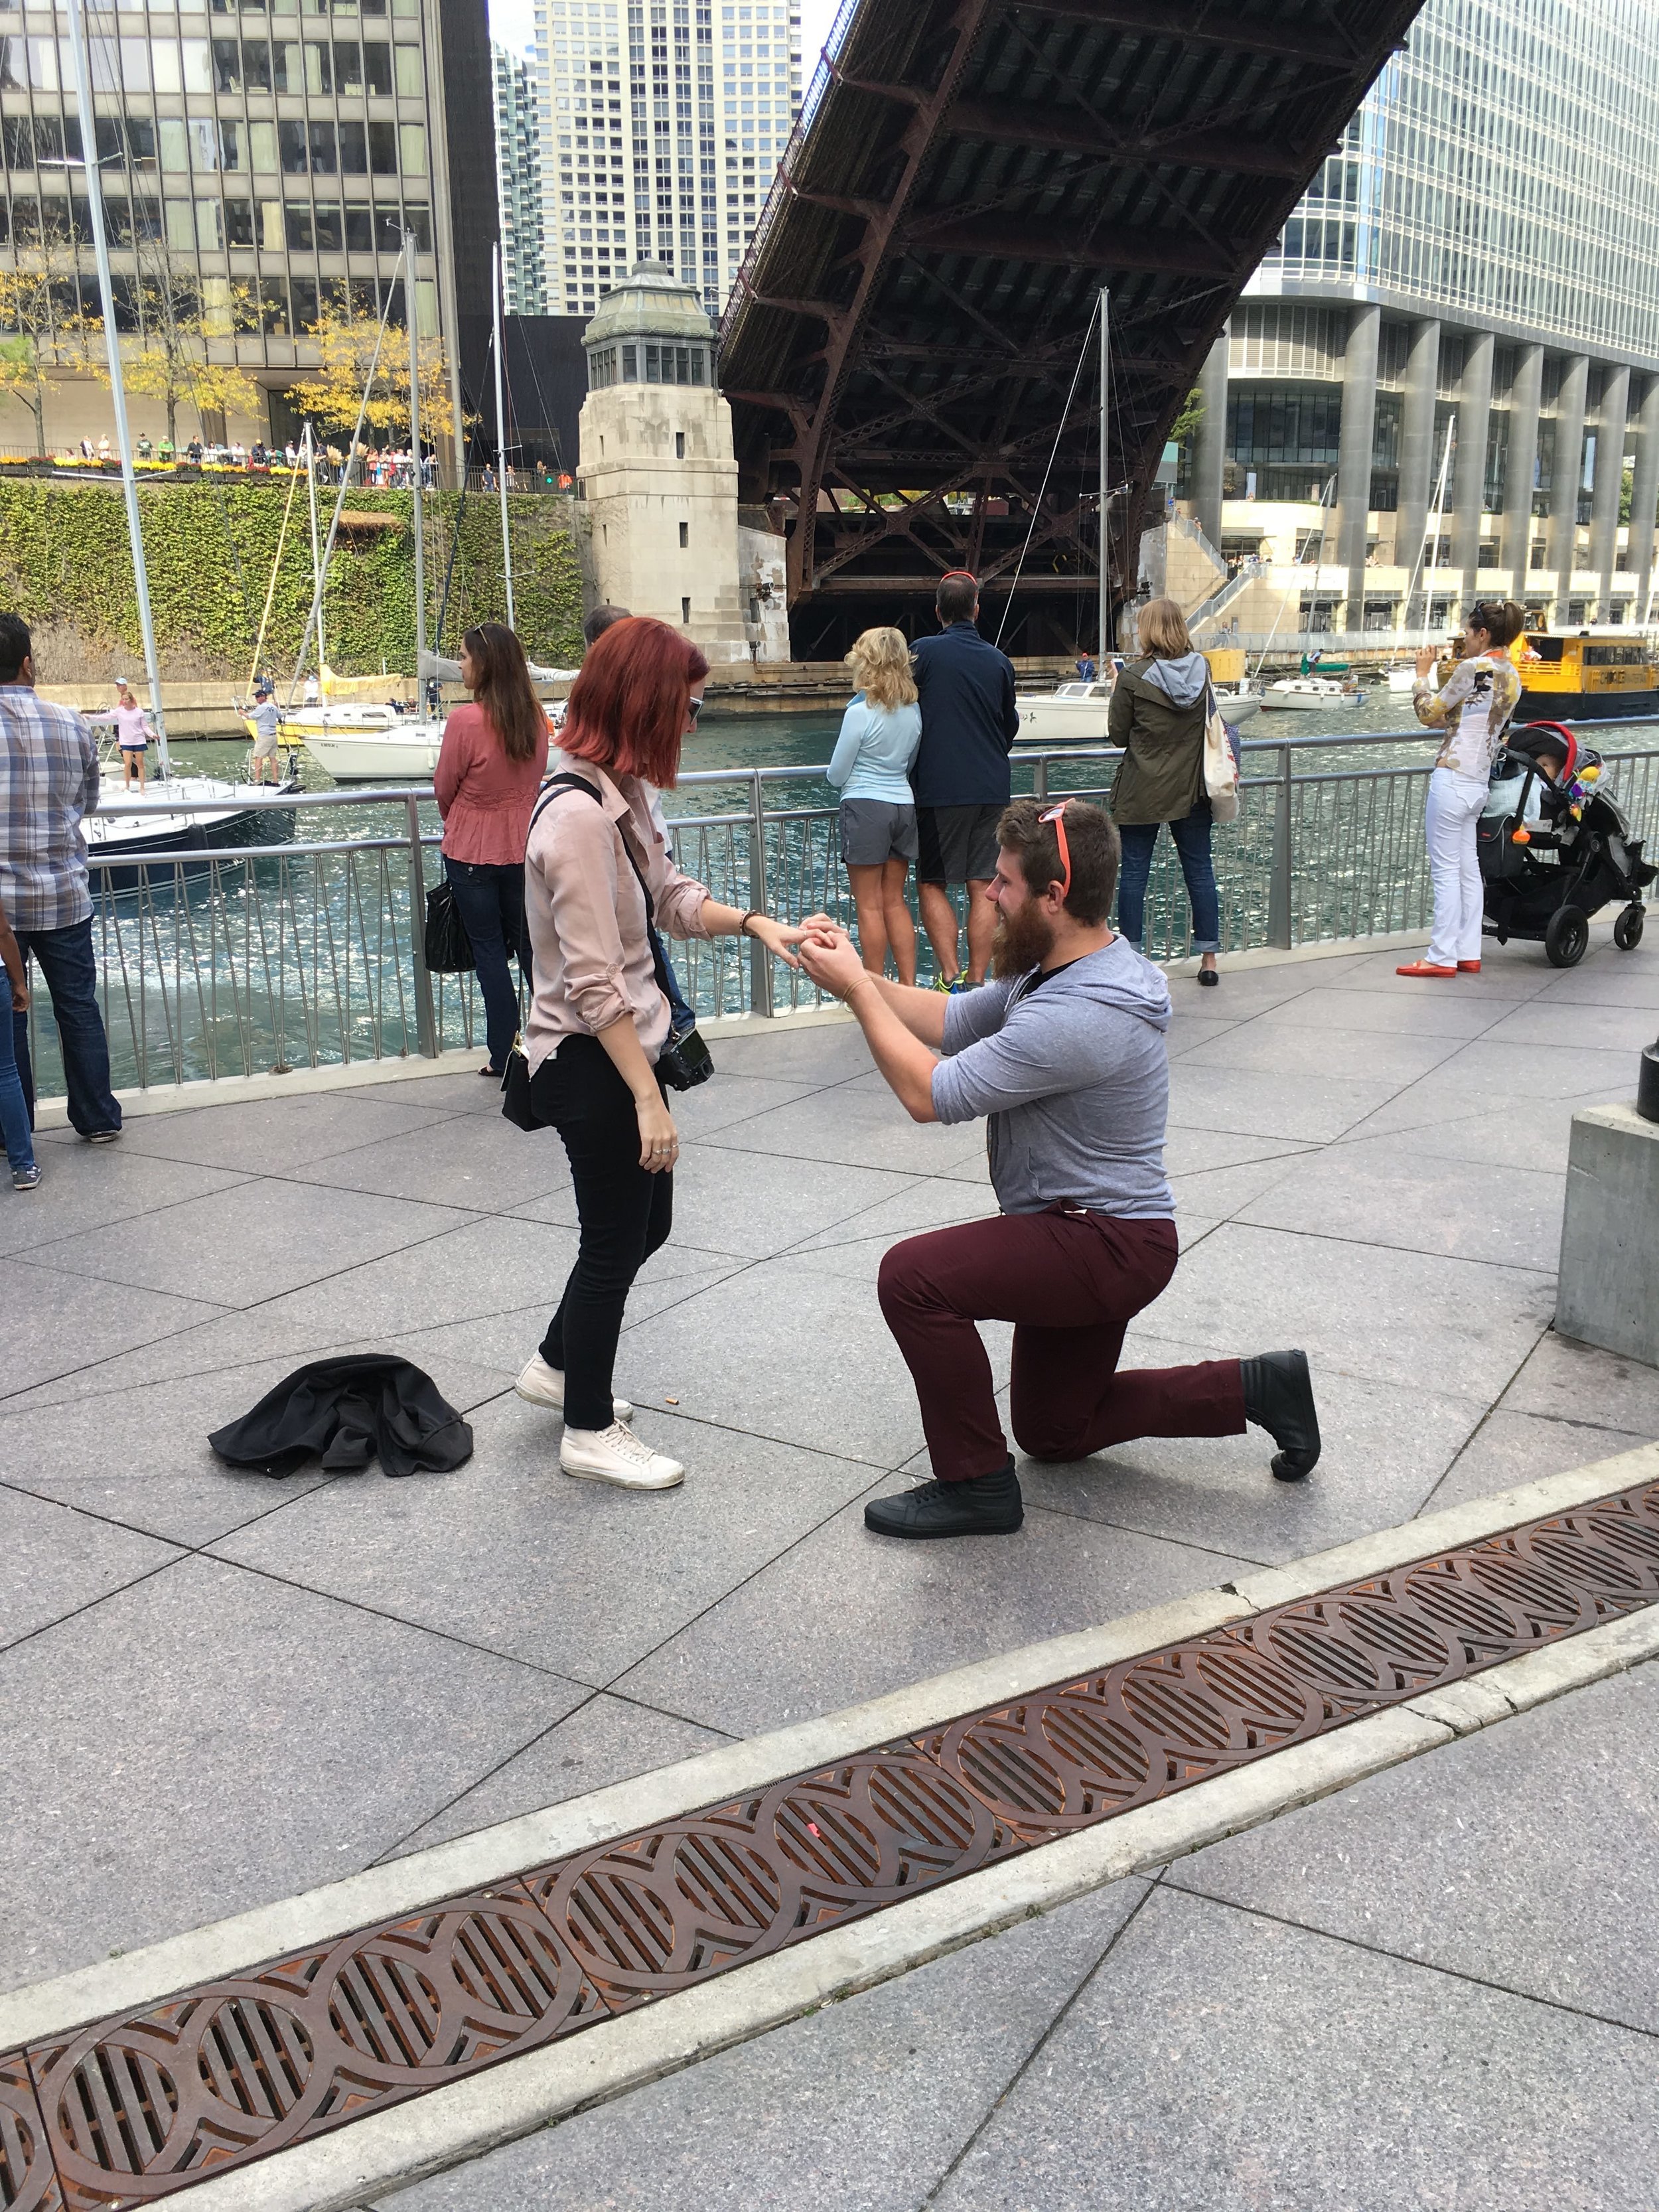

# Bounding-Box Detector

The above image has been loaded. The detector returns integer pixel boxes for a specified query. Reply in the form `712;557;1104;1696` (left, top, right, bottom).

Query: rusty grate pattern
5;1478;1658;2209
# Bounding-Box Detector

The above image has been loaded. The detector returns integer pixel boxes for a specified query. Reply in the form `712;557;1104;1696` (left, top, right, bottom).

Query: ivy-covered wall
0;479;586;677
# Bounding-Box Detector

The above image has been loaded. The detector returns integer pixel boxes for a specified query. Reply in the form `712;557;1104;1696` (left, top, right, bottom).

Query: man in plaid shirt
0;613;122;1142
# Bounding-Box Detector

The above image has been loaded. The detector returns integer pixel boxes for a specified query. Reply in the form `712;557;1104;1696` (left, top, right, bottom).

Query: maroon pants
877;1207;1246;1483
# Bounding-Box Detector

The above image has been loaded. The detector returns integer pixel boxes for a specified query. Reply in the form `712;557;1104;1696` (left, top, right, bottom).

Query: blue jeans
1116;803;1220;955
12;917;122;1138
0;971;35;1173
443;857;532;1072
654;926;696;1039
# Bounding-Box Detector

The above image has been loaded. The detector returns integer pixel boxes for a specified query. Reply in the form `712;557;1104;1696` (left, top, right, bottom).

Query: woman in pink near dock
433;623;550;1078
87;679;157;790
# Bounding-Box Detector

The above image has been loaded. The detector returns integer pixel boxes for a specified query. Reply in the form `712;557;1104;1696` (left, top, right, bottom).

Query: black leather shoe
864;1459;1024;1539
1240;1350;1321;1481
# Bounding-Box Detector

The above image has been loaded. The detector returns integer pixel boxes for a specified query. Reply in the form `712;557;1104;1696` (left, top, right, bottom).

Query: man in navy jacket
910;571;1020;988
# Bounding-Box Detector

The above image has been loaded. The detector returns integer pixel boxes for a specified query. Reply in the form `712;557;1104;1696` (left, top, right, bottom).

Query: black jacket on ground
910;621;1020;807
208;1355;474;1478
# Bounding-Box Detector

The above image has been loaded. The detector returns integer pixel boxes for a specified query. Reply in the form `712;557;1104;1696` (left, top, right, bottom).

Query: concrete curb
159;1603;1659;2212
4;1441;1654;2065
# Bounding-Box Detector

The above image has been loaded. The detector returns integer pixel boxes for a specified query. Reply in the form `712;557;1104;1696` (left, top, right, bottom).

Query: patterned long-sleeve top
0;685;102;932
1411;651;1522;778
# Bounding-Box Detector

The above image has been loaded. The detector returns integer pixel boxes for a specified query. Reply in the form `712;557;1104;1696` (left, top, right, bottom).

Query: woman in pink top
515;616;804;1493
88;680;157;790
434;622;549;1077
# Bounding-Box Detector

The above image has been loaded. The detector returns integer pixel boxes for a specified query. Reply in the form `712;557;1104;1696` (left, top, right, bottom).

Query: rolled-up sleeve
649;846;715;942
538;804;635;1035
931;1002;1088;1126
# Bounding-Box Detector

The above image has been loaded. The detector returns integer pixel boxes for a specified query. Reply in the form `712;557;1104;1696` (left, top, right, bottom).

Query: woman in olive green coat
1107;597;1220;984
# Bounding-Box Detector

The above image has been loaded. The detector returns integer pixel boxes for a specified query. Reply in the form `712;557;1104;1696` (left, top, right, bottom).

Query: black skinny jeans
533;1034;672;1430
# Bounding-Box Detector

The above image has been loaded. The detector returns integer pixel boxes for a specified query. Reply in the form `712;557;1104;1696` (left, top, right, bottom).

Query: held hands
797;922;869;1001
744;913;808;970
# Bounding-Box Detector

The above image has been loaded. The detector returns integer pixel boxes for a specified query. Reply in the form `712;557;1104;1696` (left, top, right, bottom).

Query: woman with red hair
517;616;804;1491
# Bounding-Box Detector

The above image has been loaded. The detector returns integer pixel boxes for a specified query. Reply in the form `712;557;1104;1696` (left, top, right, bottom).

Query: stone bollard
1555;1102;1659;1364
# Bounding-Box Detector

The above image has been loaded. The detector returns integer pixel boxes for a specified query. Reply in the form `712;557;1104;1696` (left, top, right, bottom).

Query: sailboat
1257;477;1359;712
62;0;290;881
1385;418;1456;692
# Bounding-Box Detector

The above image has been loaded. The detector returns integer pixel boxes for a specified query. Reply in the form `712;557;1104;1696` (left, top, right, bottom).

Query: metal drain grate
5;1477;1658;2209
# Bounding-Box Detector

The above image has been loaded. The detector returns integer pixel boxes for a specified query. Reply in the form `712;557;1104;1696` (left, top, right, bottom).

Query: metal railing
25;723;1659;1100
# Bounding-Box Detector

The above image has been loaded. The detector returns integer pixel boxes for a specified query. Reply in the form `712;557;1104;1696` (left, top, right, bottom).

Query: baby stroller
1477;721;1654;967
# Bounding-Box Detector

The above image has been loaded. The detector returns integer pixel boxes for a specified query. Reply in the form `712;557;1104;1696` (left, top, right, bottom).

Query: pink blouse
524;761;711;1070
433;701;548;865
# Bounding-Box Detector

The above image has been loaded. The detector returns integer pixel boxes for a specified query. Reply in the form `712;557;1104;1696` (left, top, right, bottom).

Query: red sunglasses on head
1038;801;1071;903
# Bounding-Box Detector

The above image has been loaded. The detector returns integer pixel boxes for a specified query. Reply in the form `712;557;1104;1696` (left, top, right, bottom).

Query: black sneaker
1240;1349;1321;1481
863;1459;1023;1540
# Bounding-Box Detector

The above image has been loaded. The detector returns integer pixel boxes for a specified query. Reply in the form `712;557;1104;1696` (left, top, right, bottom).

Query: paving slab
208;1397;879;1686
1236;1132;1567;1270
1015;1336;1484;1563
1479;996;1659;1054
0;1552;583;1992
1336;942;1556;998
334;1071;504;1116
1145;1220;1555;1401
291;1113;574;1211
1160;1127;1313;1176
614;1495;1252;1739
1425;1408;1654;1513
1344;1035;1639;1136
0;1255;224;1399
1530;945;1659;1009
699;1084;989;1176
705;1021;878;1082
0;1485;181;1651
1165;1060;1410;1143
930;1883;1659;2212
1498;1329;1659;1435
108;1089;450;1171
373;1880;1148;2212
385;1693;733;1860
666;1069;833;1136
20;1178;474;1307
0;1148;250;1260
1248;981;1511;1039
1176;1017;1464;1089
1168;1661;1659;2031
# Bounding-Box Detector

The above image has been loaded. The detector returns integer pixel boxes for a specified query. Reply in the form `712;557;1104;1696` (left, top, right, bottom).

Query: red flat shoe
1396;960;1458;978
1457;960;1481;973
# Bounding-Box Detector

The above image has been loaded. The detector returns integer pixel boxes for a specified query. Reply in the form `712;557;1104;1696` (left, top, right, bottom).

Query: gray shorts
839;798;918;868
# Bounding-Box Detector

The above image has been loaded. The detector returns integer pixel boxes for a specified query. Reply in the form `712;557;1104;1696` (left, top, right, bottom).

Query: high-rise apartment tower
532;0;800;321
493;41;547;314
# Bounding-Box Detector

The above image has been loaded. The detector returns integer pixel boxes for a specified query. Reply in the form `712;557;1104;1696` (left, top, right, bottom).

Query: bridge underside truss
719;0;1426;658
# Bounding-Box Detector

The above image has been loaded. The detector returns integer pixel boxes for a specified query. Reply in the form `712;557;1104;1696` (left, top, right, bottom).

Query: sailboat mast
406;234;426;694
63;0;169;776
304;423;326;672
492;244;516;629
1097;285;1110;662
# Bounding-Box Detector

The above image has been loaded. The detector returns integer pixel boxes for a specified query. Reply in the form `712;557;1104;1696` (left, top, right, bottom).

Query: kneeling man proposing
797;798;1321;1540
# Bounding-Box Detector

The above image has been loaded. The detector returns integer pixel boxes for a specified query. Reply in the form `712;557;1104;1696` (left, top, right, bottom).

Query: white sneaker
515;1353;633;1425
560;1422;684;1491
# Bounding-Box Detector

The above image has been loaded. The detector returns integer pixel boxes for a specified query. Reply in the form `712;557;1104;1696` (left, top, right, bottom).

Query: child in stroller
1478;721;1654;967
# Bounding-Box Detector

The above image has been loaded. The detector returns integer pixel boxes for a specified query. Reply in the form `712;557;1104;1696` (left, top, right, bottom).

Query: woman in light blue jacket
828;627;924;984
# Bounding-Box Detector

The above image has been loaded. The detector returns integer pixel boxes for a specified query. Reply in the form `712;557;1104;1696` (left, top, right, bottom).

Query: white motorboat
1015;678;1113;744
1212;684;1263;721
301;719;451;781
1258;676;1360;712
1384;664;1419;693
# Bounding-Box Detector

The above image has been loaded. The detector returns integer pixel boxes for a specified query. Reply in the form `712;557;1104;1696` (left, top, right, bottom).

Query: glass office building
1188;0;1659;634
0;0;494;461
532;0;800;321
494;39;546;313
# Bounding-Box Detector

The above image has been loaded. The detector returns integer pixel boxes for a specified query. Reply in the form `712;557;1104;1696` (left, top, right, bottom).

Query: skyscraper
493;42;547;315
0;0;496;464
531;0;801;321
1185;0;1659;638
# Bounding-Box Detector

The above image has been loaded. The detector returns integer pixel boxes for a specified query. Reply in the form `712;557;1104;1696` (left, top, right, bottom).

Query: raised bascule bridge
719;0;1428;659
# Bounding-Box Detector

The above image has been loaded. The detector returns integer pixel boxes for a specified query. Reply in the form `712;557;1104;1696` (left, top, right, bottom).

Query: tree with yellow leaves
285;307;456;450
0;246;88;457
93;237;262;451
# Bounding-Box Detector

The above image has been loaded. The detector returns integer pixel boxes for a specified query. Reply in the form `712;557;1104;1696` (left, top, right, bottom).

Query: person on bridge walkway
797;797;1320;1540
1398;599;1525;980
0;613;122;1147
1108;597;1221;986
910;569;1019;992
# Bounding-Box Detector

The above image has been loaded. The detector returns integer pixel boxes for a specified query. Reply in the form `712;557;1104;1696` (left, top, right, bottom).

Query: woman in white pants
1398;599;1526;979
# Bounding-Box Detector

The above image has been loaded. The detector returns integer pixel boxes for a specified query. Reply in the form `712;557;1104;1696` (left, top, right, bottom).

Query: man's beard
991;899;1056;980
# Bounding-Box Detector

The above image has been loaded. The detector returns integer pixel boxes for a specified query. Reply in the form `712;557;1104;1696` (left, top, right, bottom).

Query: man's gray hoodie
930;938;1174;1218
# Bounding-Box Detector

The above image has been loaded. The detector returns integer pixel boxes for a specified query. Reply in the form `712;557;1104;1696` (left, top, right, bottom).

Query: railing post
747;771;774;1016
405;792;440;1057
1033;752;1050;802
1267;742;1293;950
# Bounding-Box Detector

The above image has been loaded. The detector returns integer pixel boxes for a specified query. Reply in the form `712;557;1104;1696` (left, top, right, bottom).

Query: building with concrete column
1179;0;1659;650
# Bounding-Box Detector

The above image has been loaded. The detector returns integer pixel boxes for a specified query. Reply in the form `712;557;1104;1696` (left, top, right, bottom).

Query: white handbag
1202;686;1241;825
